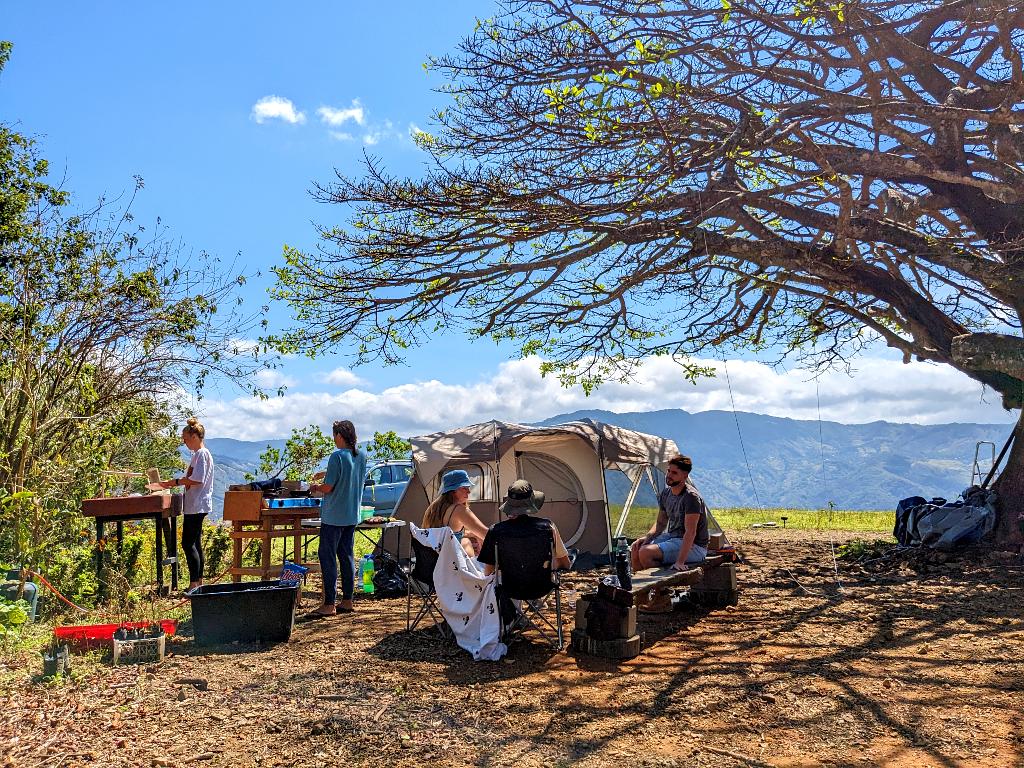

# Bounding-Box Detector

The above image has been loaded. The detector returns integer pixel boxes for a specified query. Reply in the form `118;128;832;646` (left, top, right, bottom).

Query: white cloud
315;102;418;147
251;95;306;124
321;367;365;387
249;95;414;148
254;369;296;389
191;355;1018;442
227;338;261;357
317;100;365;126
361;122;401;146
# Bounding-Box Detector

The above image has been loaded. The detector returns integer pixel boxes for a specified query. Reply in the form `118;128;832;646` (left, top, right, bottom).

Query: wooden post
95;519;105;600
232;520;243;583
155;513;165;595
259;516;272;580
168;515;179;591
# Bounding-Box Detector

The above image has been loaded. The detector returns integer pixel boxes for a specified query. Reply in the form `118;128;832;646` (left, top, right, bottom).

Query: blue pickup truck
361;460;413;514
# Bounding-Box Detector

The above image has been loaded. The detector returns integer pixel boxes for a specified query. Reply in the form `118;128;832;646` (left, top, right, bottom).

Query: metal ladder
971;441;996;487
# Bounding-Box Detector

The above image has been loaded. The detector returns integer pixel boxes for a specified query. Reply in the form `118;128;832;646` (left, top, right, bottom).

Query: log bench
571;555;738;659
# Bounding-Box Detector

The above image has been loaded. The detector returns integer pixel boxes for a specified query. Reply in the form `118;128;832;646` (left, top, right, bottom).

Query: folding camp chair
493;524;564;649
405;536;453;640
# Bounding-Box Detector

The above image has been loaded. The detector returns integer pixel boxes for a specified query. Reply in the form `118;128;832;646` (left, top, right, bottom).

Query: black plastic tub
188;580;298;646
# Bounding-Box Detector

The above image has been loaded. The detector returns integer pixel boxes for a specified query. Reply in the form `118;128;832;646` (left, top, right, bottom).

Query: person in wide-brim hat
421;469;489;559
480;479;572;575
498;478;546;516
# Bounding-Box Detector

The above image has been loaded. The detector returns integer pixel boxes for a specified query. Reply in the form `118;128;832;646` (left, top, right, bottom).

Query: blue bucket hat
440;469;475;494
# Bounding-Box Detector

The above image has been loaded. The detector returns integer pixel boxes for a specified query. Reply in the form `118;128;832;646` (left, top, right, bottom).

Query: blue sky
2;3;1017;440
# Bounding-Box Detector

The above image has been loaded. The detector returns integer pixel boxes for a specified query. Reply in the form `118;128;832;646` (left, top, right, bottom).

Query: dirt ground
2;529;1023;768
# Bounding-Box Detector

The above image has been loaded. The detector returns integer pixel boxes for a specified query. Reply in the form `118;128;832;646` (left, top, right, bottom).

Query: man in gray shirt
630;454;710;571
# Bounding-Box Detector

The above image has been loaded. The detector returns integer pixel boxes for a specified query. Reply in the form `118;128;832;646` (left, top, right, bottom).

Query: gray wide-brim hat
499;479;545;515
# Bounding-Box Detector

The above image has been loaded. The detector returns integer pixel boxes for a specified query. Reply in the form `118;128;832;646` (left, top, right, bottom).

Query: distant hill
203;438;289;466
537;409;1013;510
199;410;1013;519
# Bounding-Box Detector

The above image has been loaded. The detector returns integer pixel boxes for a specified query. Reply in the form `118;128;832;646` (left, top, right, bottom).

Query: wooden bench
597;554;726;606
571;555;737;659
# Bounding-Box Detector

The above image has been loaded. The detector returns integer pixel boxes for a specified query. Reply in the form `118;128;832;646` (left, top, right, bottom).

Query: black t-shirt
478;515;568;566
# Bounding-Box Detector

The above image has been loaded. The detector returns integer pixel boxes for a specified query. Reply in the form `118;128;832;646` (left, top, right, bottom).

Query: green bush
837;538;893;561
202;523;232;578
0;597;30;645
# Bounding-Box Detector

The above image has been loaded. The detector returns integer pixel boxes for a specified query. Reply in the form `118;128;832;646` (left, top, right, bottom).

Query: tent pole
597;434;614;558
493;420;502;519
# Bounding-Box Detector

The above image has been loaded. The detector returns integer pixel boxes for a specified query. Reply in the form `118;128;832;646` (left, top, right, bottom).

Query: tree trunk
992;409;1024;552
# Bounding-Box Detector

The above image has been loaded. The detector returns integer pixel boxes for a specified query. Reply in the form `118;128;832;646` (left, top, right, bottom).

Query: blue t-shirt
321;447;368;526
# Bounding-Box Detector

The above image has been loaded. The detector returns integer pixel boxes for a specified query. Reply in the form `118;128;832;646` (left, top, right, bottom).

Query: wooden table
228;507;321;582
221;490;320;582
81;494;182;595
222;489;409;582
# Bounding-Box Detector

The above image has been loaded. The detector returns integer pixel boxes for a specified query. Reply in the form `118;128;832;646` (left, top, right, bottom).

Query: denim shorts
651;533;707;565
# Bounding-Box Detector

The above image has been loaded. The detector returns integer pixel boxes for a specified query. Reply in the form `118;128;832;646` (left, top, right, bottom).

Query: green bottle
361;555;375;595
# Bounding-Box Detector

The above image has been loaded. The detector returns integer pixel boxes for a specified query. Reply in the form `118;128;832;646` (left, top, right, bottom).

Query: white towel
409;524;506;661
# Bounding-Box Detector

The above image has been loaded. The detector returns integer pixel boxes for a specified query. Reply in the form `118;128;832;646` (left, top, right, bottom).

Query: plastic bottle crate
54;620;178;651
112;632;166;665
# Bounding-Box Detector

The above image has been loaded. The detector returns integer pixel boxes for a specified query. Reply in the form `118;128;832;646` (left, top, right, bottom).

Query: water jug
361;555;375;594
614;550;632;590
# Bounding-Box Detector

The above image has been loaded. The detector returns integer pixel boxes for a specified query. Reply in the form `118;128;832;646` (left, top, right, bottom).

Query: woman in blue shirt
310;420;368;616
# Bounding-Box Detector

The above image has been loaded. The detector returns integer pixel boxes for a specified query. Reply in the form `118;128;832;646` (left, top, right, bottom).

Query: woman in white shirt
161;417;214;589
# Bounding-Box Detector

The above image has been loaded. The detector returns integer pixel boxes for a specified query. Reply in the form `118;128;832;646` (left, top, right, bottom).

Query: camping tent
385;418;684;559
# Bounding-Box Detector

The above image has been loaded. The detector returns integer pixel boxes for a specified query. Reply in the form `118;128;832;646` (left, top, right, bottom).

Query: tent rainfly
385;418;704;559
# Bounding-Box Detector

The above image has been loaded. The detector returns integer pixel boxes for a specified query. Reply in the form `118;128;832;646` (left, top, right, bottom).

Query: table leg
116;521;124;555
260;517;272;580
164;516;179;591
232;521;242;583
155;514;165;595
95;519;105;599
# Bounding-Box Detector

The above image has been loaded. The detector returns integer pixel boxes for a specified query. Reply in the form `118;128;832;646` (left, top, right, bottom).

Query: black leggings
181;513;207;583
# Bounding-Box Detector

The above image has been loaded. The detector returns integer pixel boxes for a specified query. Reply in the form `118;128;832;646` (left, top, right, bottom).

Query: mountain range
537;409;1012;511
195;410;1014;520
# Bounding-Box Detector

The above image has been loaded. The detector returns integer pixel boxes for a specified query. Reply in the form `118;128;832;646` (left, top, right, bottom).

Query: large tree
0;42;269;578
272;1;1024;545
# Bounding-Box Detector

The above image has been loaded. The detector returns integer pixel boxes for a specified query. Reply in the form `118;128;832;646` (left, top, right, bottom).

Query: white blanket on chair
409;524;506;661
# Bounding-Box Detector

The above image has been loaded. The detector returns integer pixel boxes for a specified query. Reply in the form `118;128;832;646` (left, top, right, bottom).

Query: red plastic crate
54;620;177;651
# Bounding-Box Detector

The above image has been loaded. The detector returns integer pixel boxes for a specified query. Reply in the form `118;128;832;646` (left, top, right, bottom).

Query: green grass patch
610;505;895;538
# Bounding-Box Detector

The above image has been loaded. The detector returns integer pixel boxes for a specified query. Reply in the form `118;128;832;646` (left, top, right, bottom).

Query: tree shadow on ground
462;541;1024;768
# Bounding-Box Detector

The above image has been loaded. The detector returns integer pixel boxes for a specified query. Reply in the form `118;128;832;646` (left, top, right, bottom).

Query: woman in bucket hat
421;469;489;558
